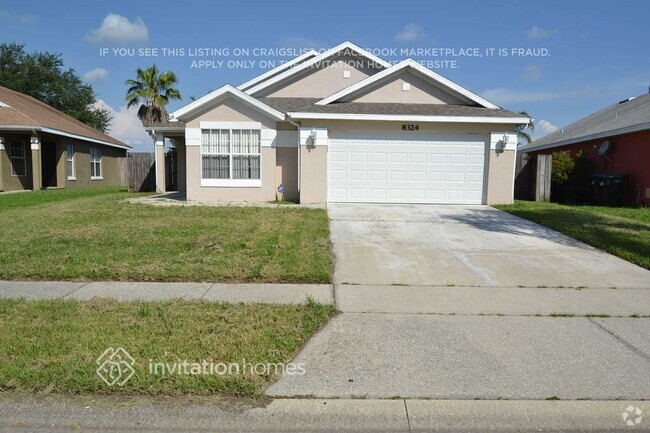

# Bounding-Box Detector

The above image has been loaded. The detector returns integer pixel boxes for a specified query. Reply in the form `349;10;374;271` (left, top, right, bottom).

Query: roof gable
237;50;319;92
172;85;284;121
243;41;391;97
342;69;470;105
315;59;500;109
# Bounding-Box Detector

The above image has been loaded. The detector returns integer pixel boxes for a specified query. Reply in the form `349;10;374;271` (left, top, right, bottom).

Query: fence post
535;154;552;202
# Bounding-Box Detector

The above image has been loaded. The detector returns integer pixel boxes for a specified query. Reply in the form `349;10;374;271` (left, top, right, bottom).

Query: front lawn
0;298;336;396
495;201;650;270
0;188;332;283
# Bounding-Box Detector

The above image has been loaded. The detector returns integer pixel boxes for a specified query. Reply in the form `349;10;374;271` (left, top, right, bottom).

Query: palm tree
515;111;535;144
125;65;182;127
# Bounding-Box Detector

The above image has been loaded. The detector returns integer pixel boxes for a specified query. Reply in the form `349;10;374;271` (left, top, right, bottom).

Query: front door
41;143;58;188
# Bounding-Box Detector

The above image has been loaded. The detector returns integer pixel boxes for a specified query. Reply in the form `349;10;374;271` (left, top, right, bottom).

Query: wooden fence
127;152;155;192
514;151;552;202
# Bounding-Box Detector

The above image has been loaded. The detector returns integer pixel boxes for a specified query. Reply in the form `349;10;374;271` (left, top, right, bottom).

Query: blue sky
2;0;649;151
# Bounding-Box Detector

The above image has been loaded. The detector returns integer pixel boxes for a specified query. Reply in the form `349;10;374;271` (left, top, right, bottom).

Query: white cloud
522;65;542;81
94;99;152;151
536;119;559;136
395;24;424;42
480;88;563;104
83;67;108;82
85;13;149;44
526;26;557;39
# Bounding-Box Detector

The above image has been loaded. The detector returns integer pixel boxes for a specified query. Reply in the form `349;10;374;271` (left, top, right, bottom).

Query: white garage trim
288;112;528;124
328;132;487;204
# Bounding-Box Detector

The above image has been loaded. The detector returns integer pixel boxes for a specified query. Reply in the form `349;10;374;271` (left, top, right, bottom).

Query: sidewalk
0;280;334;305
2;280;649;317
0;394;646;432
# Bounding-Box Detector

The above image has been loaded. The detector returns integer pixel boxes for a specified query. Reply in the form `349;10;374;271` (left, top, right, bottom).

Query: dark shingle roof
257;97;526;119
522;92;650;151
0;85;128;148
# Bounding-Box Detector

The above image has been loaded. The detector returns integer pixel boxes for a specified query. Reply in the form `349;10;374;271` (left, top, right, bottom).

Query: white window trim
66;143;76;180
200;128;262;188
90;147;102;180
9;140;26;177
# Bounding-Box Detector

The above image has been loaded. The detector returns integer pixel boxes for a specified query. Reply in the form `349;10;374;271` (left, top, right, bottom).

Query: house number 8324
401;124;419;131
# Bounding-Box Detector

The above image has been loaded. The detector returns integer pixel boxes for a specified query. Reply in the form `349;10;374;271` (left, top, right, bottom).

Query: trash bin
590;174;626;206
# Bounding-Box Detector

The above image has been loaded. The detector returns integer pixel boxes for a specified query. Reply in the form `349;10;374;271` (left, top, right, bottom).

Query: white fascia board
237;50;319;91
244;41;392;96
316;59;500;109
144;126;186;132
520;122;650;152
0;125;131;149
172;85;285;121
288;112;529;124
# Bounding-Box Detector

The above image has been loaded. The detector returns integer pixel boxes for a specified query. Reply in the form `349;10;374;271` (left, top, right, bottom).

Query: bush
551;150;580;184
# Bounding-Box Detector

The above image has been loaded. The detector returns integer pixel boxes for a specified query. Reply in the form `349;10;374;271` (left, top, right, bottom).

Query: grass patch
0;298;336;396
0;188;332;283
495;201;650;270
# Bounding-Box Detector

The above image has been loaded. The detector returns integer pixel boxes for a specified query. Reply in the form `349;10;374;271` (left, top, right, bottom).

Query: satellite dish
598;141;611;156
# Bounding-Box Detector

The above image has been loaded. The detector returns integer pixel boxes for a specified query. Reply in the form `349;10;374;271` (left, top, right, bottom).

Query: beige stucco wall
349;70;468;105
0;133;33;191
276;147;299;202
299;144;328;203
186;146;277;202
486;149;516;205
62;138;126;188
183;95;286;202
186;98;277;130
256;54;382;98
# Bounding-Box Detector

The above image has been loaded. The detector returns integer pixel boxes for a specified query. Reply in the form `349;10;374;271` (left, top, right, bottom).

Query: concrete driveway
268;204;650;400
329;203;650;288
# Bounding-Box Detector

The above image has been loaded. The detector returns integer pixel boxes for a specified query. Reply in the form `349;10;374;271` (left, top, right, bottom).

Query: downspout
152;129;159;193
287;115;301;192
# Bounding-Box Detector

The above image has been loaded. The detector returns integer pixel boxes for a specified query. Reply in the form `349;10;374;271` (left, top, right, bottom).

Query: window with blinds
201;129;261;180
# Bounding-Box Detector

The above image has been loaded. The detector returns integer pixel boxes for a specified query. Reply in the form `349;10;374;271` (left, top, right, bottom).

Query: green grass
0;188;333;283
0;298;336;396
495;201;650;270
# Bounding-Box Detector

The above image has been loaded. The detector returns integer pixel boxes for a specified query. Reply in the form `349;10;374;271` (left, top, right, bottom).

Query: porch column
0;136;4;191
31;135;42;190
154;132;166;193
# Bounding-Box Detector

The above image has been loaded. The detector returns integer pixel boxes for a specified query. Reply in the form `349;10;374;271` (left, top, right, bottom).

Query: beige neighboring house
147;41;529;204
0;85;129;192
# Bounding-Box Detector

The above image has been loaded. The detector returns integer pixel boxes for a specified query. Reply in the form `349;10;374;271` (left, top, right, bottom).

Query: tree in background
125;65;182;127
0;43;111;132
515;111;535;144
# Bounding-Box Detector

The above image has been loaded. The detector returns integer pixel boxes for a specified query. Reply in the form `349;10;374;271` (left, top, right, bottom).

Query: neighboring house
147;41;529;205
0;85;129;192
521;92;650;206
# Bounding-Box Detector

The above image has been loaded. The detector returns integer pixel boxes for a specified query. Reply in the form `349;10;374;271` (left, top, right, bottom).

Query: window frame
90;147;102;180
9;140;27;177
66;143;76;180
200;128;262;187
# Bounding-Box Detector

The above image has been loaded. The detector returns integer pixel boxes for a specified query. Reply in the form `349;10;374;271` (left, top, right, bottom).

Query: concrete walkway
0;394;646;432
0;281;334;305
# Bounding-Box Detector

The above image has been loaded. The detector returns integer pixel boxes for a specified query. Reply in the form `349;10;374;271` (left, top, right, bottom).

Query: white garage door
328;132;486;204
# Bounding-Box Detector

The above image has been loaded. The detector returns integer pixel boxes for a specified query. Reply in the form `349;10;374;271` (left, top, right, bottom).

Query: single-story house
147;41;530;205
0;85;129;192
520;92;650;206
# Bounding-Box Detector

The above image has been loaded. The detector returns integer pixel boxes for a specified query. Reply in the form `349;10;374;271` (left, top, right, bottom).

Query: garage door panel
328;133;486;204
